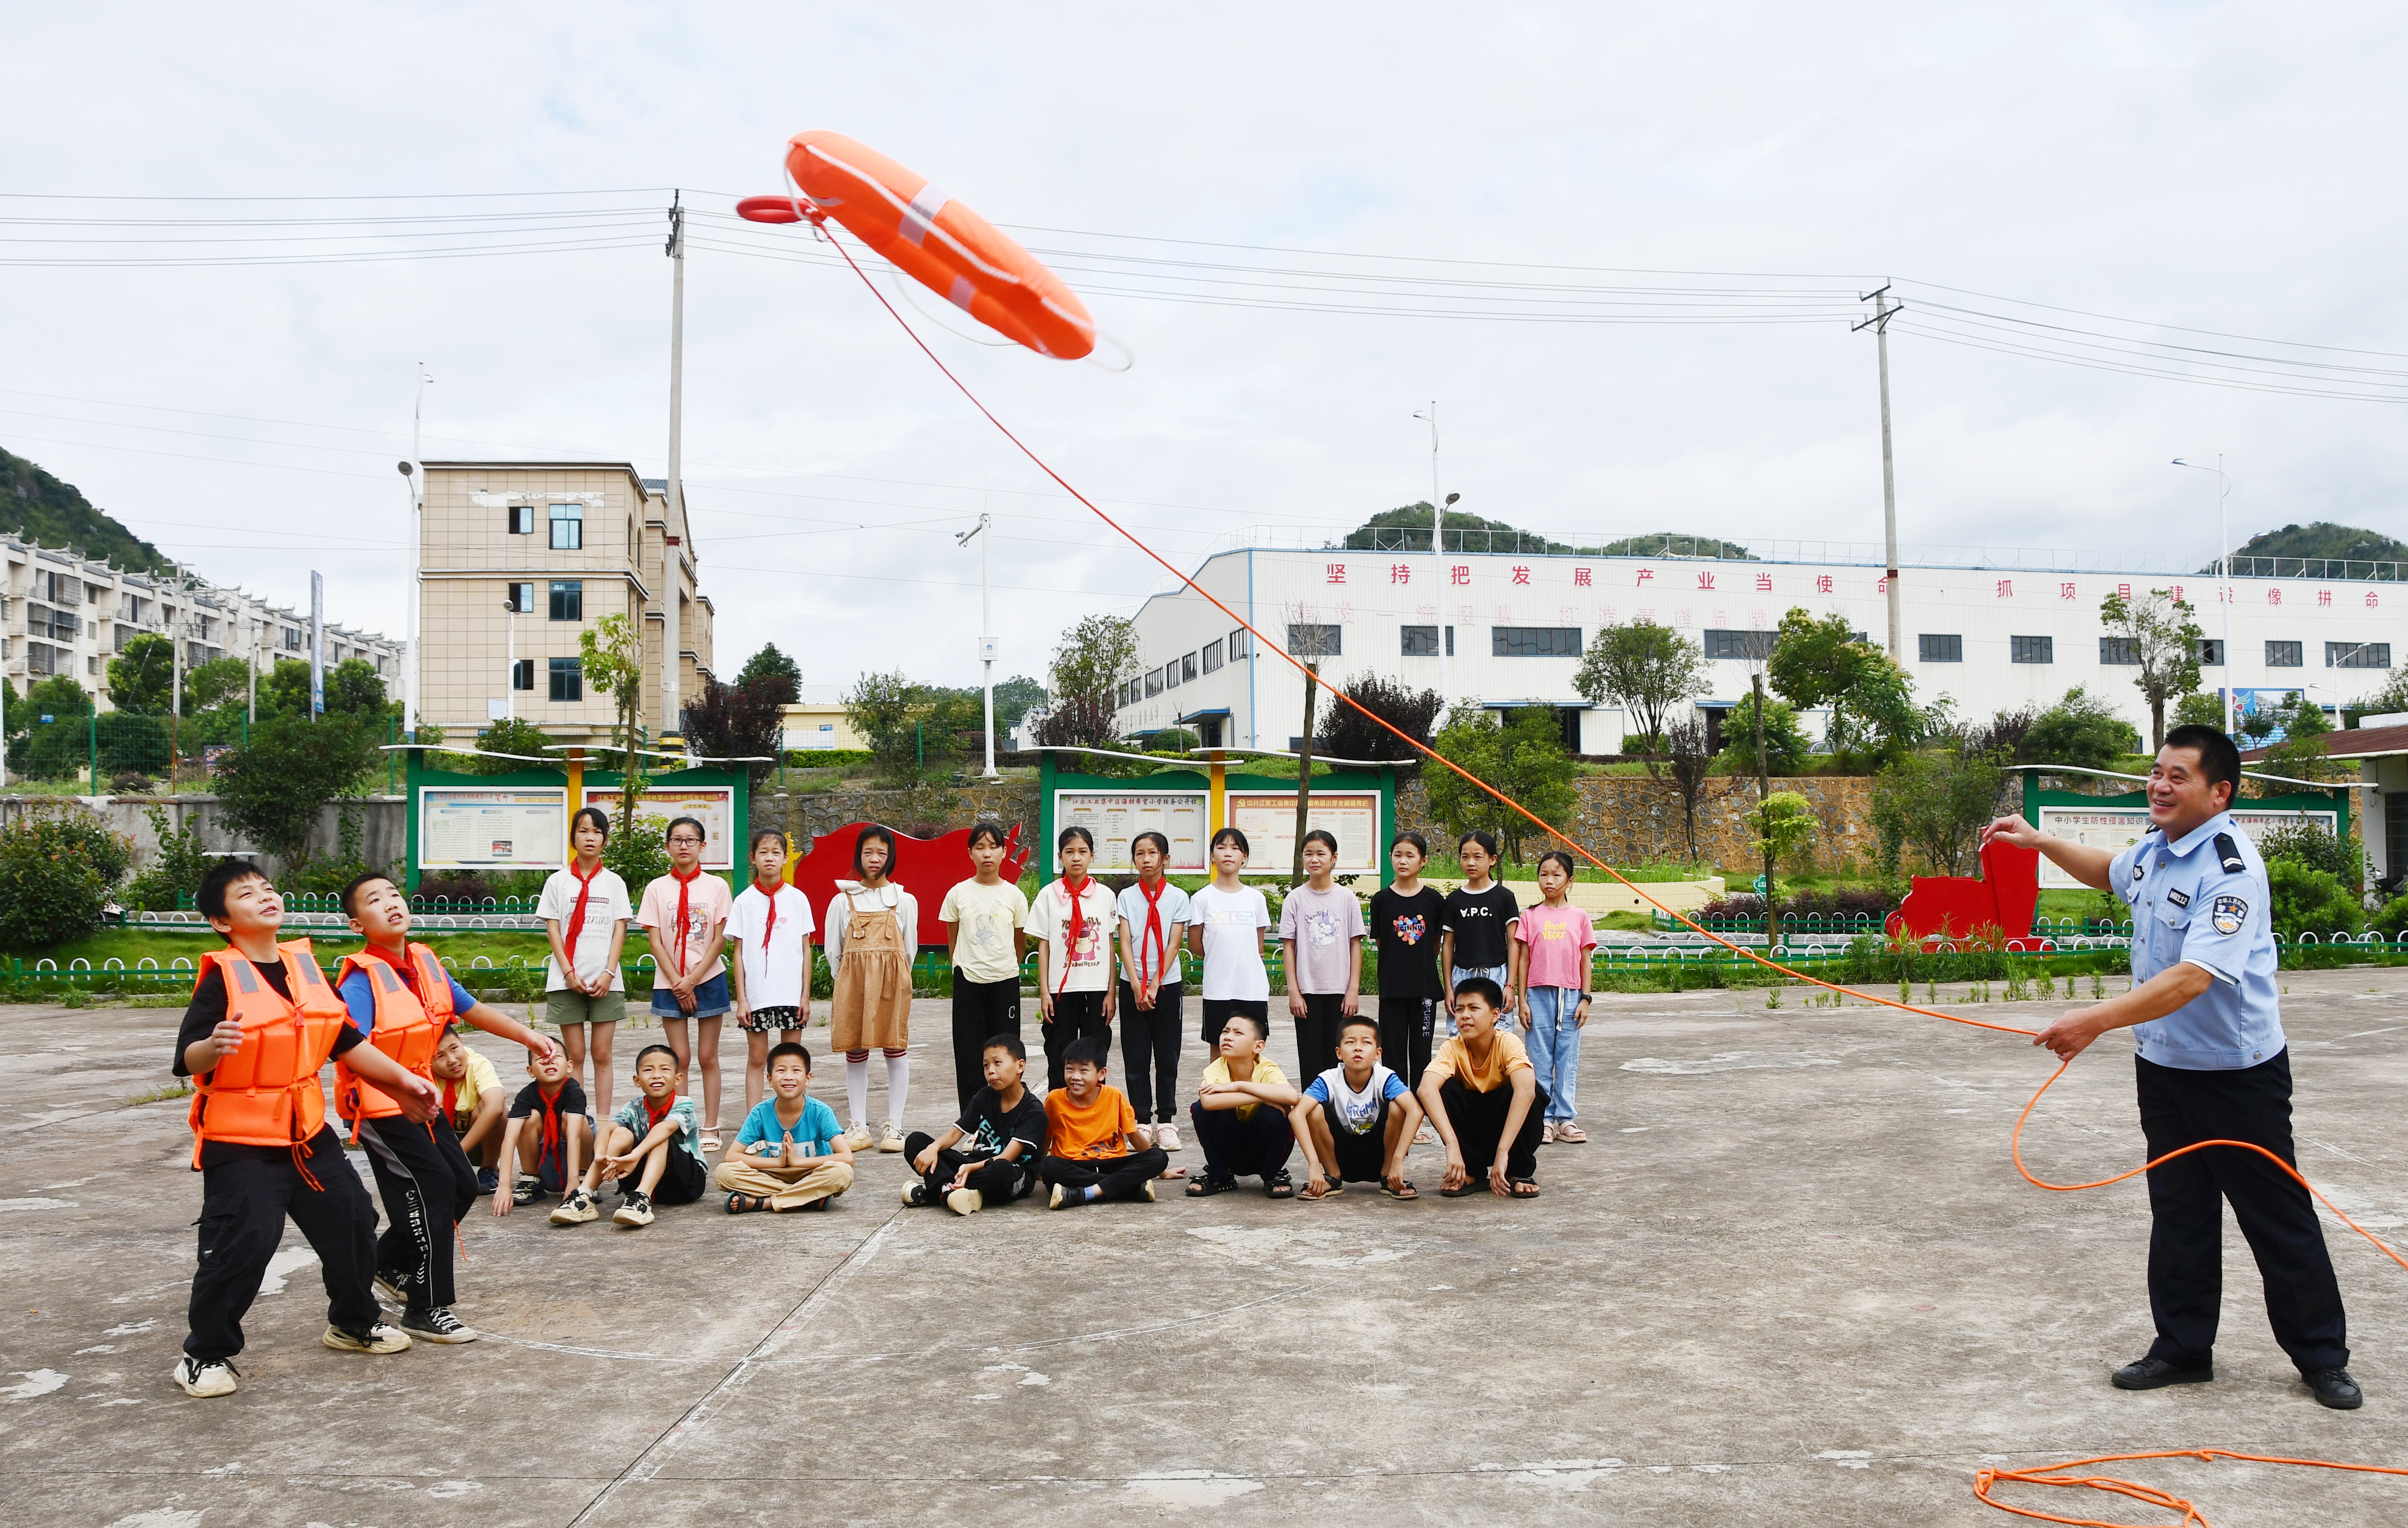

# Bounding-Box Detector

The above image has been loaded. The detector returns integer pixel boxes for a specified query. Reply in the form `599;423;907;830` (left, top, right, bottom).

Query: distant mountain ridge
0;447;174;574
2209;521;2408;572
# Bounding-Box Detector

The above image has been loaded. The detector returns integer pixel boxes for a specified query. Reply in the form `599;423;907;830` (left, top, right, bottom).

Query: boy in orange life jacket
336;873;558;1344
171;859;438;1400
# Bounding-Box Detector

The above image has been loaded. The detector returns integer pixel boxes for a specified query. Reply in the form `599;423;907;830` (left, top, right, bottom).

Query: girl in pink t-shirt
1512;849;1597;1143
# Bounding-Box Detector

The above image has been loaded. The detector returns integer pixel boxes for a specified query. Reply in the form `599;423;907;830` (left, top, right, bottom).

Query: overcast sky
5;3;2404;699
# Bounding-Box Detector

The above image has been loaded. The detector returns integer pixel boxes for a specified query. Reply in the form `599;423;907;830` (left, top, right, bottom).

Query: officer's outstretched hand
1981;815;2044;852
2032;1007;2105;1062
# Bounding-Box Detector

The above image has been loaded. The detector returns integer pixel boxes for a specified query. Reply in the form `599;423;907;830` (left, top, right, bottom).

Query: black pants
185;1127;381;1363
1118;981;1184;1123
1201;998;1268;1055
951;976;1023;1113
1294;991;1348;1083
1042;988;1111;1091
903;1131;1035;1203
1039;1146;1169;1201
357;1114;479;1316
1440;1075;1547;1182
1378;994;1436;1089
1190;1100;1293;1183
1324;1095;1393;1183
2137;1052;2349;1373
650;1145;709;1206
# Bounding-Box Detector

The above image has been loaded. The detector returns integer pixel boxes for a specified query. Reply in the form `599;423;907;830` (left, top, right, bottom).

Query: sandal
1506;1178;1541;1198
1381;1179;1420;1200
1299;1178;1343;1201
1264;1169;1296;1199
1186;1175;1238;1198
1552;1123;1587;1144
700;1129;722;1154
1439;1182;1481;1198
724;1193;767;1215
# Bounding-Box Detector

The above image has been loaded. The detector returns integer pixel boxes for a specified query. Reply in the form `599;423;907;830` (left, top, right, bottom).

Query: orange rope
796;207;2406;1525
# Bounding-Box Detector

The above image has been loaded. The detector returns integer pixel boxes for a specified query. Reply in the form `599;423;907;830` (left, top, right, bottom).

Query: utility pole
1854;287;1903;661
1413;403;1456;717
958;511;998;778
661;192;686;744
2175;456;2234;722
404;363;429;740
245;612;256;725
1753;671;1774;943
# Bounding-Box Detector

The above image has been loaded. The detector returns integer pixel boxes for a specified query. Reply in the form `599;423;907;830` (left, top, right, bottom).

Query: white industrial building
1113;537;2405;753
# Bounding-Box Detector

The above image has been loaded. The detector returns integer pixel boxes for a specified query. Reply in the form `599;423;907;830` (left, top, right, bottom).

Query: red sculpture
1884;838;2043;950
786;821;1031;947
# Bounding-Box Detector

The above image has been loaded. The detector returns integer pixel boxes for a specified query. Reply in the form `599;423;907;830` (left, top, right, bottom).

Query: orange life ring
738;131;1095;361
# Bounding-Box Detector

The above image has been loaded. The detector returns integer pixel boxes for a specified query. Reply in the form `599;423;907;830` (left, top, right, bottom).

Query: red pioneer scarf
755;877;782;978
1054;874;1093;995
440;1074;460;1118
668;865;705;978
561;859;604;980
1135;875;1171;1007
643;1089;679;1133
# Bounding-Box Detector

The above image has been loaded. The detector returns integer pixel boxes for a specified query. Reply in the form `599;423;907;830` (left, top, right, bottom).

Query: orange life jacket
185;940;348;1169
333;943;455;1131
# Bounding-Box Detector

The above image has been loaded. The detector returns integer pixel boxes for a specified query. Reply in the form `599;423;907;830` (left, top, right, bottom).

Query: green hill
1340;502;1578;555
1597;532;1755;560
2209;521;2408;572
0;447;174;574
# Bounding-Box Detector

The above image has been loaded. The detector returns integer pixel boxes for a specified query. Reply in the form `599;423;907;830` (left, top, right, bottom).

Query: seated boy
717;1042;854;1213
1040;1036;1180;1208
1417;976;1545;1199
491;1046;590;1215
904;1033;1045;1215
430;1028;506;1191
555;1044;708;1227
1293;1014;1423;1201
1186;1011;1299;1199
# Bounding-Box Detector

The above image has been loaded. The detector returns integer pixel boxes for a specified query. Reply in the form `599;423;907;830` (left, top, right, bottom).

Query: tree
845;670;924;782
213;713;381;865
1748;791;1818;930
2258;692;2338;785
734;643;802;704
2020;686;2142;772
323;658;387;717
1870;744;2006;877
470;717;555;775
685;675;789;787
2173;692;2231;731
1032;696;1121;751
23;675;91;719
2343;669;2408;728
1424;705;1577;862
991;674;1048;732
578;613;650;839
1046;613;1139;711
257;657;314;718
2099;586;2203;750
106;633;174;714
1572;618;1704;756
1660;714;1722;863
1766;608;1920;765
1715;691;1811;774
1316;674;1442;761
182;657;251;714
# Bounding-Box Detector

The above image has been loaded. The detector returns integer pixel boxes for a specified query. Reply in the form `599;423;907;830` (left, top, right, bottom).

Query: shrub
2021;686;2142;772
604;813;673;891
124;804;213;913
2372;894;2408;938
2256;819;2362;889
0;810;126;948
1316;673;1442;761
2266;859;2361;942
213;713;381;863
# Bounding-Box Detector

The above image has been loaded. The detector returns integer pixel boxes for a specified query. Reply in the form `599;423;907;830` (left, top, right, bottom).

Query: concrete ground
3;970;2403;1527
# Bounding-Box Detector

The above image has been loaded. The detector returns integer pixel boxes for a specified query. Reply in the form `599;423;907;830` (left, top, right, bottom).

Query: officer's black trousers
2137;1051;2349;1373
186;1127;381;1363
357;1113;480;1316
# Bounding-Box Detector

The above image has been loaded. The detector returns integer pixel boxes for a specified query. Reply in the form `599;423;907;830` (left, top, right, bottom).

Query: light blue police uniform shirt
2109;810;2284;1070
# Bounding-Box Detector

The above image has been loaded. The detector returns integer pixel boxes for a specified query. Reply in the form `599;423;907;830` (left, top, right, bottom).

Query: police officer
1984;724;2361;1410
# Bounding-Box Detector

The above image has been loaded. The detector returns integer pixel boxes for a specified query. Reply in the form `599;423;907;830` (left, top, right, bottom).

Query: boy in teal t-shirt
716;1042;855;1213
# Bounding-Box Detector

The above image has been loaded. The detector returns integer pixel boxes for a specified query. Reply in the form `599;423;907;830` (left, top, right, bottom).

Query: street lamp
2173;456;2233;723
956;512;998;779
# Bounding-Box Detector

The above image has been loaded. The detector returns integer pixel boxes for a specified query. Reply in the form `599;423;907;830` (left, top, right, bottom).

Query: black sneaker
399;1307;477;1344
2303;1368;2364;1410
372;1268;407;1304
900;1182;930;1207
612;1190;656;1227
512;1175;543;1207
2112;1356;2214;1391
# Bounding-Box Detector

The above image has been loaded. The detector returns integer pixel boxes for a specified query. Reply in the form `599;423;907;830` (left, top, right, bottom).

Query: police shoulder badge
2210;894;2248;935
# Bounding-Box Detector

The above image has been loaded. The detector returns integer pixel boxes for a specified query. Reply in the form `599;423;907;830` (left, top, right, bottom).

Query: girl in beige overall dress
825;824;918;1153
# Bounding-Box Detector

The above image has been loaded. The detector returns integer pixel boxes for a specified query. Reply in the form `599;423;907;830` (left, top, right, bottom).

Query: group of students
166;810;1599;1398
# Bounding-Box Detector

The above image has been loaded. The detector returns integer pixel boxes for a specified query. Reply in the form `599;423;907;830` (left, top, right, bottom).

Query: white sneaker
878;1120;906;1152
842;1120;874;1152
1128;1124;1153;1151
946;1187;984;1216
1154;1122;1181;1152
322;1322;412;1355
172;1355;238;1397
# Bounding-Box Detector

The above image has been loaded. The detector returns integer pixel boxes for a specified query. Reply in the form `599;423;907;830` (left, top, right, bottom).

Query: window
115;624;137;653
1163;657;1183;690
2329;641;2393;669
506;581;536;615
88;655;101;676
1492;626;1581;658
2099;637;2141;665
1181;652;1198;683
1401;624;1456;657
26;641;57;675
549;581;583;621
2197;638;2224;666
548;657;583;702
1287;623;1343;657
508;504;536;535
2266;640;2303;668
1229;627;1251;660
512;659;534;692
2010;635;2053;664
282;627;302;651
1145;667;1164;698
549;501;583;551
1918;633;1963;664
1201;638;1224;675
1701;628;1776;660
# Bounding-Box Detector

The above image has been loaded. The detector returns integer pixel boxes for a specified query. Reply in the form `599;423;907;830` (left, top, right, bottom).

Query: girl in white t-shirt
728;827;816;1120
539;806;632;1122
1183;826;1272;1058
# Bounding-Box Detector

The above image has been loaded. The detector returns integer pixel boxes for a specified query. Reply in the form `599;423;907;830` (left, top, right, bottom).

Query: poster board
2033;805;2340;889
585;785;738;870
1227;790;1381;876
1052;790;1208;873
418;787;568;871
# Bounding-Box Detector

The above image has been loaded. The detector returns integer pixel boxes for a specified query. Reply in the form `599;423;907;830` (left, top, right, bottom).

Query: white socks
845;1059;869;1126
885;1053;910;1125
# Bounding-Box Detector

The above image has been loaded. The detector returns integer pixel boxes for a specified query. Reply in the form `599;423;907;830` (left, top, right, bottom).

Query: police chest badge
2210;894;2248;935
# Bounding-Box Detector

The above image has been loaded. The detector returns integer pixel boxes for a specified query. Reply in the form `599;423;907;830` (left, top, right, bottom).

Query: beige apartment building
417;462;714;746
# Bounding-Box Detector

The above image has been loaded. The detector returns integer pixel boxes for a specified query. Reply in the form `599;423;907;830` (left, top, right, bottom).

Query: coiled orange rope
793;206;2405;1527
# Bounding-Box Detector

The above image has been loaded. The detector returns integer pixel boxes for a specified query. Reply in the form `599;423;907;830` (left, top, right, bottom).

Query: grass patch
122;1080;194;1107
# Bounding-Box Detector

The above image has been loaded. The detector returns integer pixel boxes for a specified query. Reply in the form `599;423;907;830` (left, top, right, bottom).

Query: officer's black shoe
2113;1356;2214;1390
2303;1368;2364;1410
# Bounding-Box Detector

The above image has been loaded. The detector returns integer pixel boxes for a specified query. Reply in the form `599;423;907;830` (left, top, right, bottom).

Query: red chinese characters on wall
1755;572;1773;592
1996;579;2013;598
1573;568;1592;587
1389;563;1412;584
2268;588;2283;605
1696;571;1716;590
2060;582;2078;600
1450;564;1471;586
1510;565;1531;585
1635;567;1654;585
1815;575;1833;595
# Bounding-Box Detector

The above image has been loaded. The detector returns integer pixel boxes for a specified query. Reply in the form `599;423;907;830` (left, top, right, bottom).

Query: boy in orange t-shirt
1039;1037;1181;1207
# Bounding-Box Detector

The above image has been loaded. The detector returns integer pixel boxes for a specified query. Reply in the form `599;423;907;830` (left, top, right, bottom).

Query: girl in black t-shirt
1368;831;1445;1103
1439;830;1520;1036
